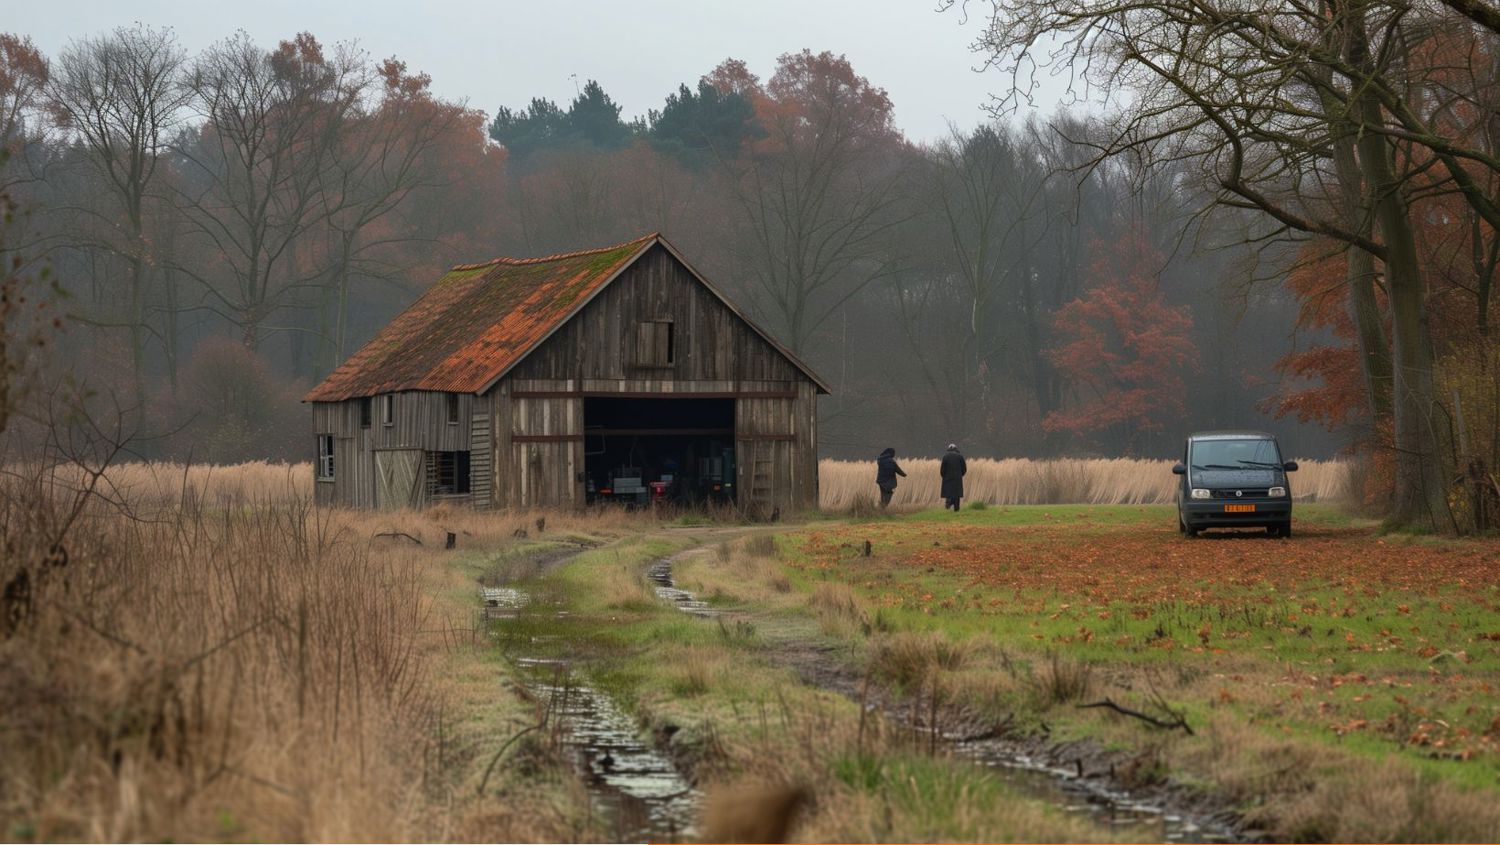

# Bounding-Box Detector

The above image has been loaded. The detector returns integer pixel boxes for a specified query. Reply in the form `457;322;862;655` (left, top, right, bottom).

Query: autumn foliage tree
1270;241;1373;432
714;50;910;353
1043;234;1198;452
0;34;47;161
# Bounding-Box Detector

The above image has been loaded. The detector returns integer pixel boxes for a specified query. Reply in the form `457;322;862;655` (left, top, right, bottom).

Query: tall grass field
819;456;1350;511
63;456;1350;511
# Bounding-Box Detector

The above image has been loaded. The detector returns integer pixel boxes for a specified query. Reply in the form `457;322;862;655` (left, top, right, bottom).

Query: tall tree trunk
1348;4;1449;529
1315;62;1393;424
1471;207;1496;339
162;264;179;393
1328;125;1393;421
127;193;149;412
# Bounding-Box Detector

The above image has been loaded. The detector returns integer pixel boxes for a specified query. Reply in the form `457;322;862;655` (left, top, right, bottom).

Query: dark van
1172;431;1298;537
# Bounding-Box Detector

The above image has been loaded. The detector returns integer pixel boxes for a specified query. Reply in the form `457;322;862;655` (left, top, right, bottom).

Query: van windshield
1190;438;1283;470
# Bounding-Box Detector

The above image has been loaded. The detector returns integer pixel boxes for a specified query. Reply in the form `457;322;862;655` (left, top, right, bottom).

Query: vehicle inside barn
583;397;736;506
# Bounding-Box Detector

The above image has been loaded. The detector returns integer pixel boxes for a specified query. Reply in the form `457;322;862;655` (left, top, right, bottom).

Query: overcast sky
7;0;1075;143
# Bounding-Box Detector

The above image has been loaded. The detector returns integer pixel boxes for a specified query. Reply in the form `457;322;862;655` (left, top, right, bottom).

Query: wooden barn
304;233;829;511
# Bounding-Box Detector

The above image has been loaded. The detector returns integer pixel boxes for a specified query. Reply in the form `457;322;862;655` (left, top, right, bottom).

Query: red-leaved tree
1043;233;1198;451
1269;240;1373;431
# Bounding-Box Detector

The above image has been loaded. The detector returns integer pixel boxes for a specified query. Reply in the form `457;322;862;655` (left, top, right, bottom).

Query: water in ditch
486;584;701;841
649;550;1245;843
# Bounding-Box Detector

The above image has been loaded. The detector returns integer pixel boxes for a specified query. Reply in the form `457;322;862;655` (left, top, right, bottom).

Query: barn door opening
583;397;736;507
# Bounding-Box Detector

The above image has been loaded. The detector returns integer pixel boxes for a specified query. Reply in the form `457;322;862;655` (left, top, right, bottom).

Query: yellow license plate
1224;504;1256;513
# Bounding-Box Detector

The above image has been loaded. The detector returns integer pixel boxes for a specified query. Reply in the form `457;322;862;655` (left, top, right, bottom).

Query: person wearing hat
940;443;967;511
874;447;906;510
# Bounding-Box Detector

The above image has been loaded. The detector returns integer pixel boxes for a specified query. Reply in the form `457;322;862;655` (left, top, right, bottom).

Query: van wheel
1267;522;1291;538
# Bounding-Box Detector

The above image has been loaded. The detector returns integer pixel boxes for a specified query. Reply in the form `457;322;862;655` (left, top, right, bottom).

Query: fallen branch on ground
1077;697;1194;735
374;530;423;545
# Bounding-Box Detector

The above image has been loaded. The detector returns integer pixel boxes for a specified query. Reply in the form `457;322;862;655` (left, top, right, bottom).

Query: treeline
960;0;1500;532
0;27;1375;485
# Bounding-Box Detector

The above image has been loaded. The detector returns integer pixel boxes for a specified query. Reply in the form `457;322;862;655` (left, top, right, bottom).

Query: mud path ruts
647;554;720;617
650;548;1252;843
482;540;701;842
516;657;700;842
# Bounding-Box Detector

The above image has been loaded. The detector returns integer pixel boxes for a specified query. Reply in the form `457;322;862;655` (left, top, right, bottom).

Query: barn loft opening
584;396;736;506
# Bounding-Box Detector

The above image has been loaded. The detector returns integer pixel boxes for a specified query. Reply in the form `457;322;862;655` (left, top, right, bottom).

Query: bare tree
46;24;186;400
718;52;912;354
316;58;473;367
926;124;1046;436
173;32;368;350
956;0;1490;528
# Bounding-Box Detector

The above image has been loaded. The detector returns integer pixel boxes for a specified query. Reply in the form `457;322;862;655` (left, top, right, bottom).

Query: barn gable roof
303;233;829;402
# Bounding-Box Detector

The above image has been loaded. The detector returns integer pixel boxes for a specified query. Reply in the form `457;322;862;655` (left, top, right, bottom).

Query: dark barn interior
583;397;737;506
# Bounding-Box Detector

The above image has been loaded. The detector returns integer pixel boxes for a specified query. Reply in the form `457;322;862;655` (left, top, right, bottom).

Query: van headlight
1269;486;1287;498
1190;488;1211;499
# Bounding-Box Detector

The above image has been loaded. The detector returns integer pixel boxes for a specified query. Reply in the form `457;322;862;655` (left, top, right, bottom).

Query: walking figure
875;447;906;510
940;443;967;511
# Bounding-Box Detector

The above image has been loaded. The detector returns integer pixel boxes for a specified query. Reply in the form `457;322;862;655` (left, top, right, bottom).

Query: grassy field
432;501;1500;841
749;504;1500;840
486;531;1131;842
7;459;1495;842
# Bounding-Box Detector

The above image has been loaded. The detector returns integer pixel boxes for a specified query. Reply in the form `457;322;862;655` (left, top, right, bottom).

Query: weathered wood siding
312;392;476;508
486;380;583;509
506;245;803;384
486;244;820;511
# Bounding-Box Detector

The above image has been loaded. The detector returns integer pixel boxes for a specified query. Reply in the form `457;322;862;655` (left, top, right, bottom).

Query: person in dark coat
875;447;906;510
940;443;967;511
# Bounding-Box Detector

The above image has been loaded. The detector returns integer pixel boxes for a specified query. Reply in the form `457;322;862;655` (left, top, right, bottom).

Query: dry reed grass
1029;652;1095;706
819;456;1351;510
735;534;791;595
0;477;435;841
809;581;865;637
867;632;972;691
1178;712;1500;841
0;460;641;842
58;456;1350;516
677;537;792;609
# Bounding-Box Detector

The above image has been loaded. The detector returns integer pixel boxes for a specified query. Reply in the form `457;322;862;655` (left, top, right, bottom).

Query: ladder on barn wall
743;440;775;514
470;413;492;509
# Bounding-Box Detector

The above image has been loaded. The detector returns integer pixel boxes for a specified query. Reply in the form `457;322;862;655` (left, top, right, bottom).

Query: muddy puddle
481;586;531;620
647;554;719;617
650;551;1245;843
488;579;701;841
956;741;1239;842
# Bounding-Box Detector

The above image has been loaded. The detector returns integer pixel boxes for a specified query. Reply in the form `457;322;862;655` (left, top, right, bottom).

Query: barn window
381;394;394;426
447;393;460;424
428;450;470;495
635;320;675;367
359;397;372;428
316;435;335;481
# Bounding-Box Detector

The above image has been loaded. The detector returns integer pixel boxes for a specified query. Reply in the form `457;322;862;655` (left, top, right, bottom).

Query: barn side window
381;394;394;426
316;435;335;481
447;393;459;424
359;397;372;428
634;319;674;367
428;450;471;495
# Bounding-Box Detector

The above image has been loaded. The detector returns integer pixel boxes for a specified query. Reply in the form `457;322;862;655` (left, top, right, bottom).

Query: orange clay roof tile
303;234;657;402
